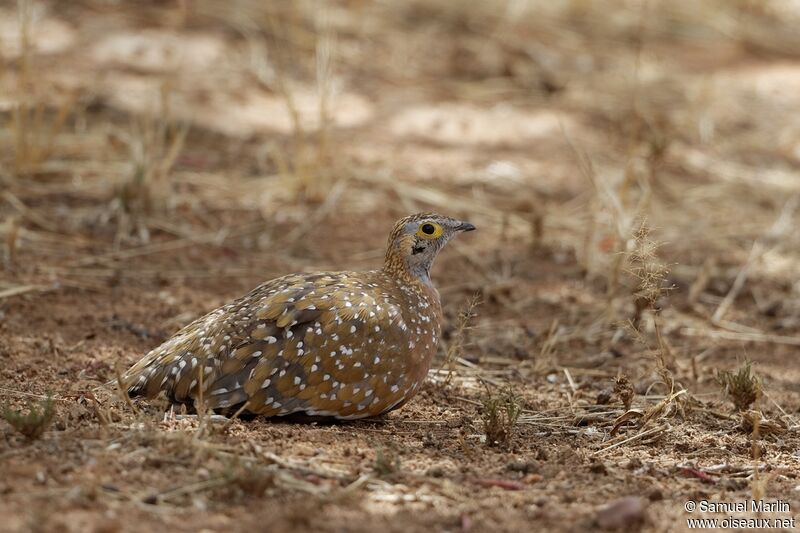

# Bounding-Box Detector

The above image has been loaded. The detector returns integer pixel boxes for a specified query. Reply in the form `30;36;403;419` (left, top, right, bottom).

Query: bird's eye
416;222;443;239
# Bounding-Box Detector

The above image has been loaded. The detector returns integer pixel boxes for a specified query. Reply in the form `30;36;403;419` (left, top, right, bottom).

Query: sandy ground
1;1;800;532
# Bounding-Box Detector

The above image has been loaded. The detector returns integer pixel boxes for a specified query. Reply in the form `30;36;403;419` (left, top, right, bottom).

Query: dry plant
533;319;561;375
242;1;340;203
619;220;677;372
1;394;56;440
109;95;188;244
481;385;522;447
740;409;786;437
607;223;692;438
7;0;77;176
626;220;671;329
439;293;481;385
716;360;761;412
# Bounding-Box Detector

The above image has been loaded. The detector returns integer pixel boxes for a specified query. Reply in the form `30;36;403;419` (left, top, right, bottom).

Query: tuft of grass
716;361;761;412
2;394;56;440
481;386;522;447
373;446;400;477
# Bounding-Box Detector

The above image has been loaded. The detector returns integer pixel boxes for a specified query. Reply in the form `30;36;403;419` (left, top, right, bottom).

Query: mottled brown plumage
122;213;475;419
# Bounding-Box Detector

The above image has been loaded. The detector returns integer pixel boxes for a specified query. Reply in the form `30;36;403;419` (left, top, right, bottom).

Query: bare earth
1;2;799;532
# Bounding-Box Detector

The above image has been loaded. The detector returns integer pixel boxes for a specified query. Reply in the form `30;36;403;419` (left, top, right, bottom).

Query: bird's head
383;213;476;284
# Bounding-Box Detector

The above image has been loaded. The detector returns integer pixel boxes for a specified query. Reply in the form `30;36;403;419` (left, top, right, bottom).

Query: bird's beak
456;221;476;232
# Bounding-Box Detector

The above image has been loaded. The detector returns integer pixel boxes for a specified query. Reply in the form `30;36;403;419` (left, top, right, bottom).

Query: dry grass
7;0;77;176
439;292;481;385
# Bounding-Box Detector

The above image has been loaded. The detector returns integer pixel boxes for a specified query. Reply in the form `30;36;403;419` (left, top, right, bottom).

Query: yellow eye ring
416;222;443;240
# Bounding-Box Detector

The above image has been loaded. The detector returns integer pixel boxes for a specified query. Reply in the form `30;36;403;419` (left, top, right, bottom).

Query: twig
592;423;670;455
0;387;66;402
0;284;52;300
563;367;578;395
2;191;61;232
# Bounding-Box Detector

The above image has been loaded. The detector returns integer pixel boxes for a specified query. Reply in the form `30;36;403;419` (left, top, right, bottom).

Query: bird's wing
123;271;411;416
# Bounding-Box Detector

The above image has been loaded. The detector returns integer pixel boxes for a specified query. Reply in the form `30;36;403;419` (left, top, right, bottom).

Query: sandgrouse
122;213;475;419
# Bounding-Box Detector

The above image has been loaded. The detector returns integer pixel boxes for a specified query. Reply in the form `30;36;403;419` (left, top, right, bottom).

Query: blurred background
1;1;800;530
3;0;800;279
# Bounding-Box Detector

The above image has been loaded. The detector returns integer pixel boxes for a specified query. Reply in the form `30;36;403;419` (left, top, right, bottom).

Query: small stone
506;460;540;474
595;497;647;531
596;388;613;405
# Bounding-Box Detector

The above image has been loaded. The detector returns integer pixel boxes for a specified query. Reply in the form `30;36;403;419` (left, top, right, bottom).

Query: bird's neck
383;246;435;287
